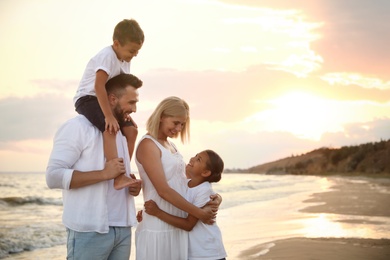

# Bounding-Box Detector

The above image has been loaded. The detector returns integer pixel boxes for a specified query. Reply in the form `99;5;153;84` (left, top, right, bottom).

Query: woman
135;96;218;260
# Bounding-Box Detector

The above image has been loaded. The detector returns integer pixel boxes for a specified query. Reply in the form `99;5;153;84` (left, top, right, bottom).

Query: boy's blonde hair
113;19;144;45
146;96;190;143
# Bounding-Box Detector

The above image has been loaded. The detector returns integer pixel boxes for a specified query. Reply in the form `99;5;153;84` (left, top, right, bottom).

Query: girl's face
186;151;210;179
159;116;187;139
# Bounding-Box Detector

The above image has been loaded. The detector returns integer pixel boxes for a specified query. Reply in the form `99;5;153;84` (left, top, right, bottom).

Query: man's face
113;86;139;124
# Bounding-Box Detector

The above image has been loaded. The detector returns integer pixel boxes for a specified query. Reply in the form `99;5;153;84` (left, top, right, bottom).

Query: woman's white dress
135;135;188;260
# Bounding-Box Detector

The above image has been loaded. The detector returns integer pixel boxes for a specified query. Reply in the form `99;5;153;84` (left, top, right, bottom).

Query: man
46;73;143;259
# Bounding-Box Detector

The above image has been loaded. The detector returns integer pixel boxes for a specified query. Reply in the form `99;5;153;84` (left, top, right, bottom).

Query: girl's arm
145;200;198;231
95;70;119;134
136;139;216;223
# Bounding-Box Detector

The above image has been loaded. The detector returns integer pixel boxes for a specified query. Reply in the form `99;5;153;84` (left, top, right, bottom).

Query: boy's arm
95;70;119;134
144;200;198;231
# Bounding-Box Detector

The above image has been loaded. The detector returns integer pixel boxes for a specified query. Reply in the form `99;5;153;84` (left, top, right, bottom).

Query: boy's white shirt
73;46;130;105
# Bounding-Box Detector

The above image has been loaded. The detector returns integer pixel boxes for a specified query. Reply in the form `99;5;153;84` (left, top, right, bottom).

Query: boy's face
185;151;210;179
114;40;143;62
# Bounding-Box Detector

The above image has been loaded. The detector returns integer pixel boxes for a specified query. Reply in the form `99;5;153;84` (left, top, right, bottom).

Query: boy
73;19;144;190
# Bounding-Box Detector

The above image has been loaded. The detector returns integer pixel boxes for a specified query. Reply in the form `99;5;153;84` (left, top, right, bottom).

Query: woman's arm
144;200;198;231
136;139;216;223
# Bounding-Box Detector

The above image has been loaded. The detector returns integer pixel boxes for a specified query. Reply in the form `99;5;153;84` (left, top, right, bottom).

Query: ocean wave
0;222;65;259
0;196;62;206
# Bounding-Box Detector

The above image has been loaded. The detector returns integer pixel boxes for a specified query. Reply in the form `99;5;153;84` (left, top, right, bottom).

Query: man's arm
69;158;126;189
46;117;125;190
144;200;198;231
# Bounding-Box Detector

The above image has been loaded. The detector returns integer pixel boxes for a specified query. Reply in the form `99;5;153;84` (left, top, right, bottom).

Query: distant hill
228;139;390;176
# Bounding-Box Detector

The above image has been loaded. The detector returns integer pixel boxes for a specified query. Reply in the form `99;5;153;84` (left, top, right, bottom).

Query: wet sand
236;176;390;260
7;175;390;260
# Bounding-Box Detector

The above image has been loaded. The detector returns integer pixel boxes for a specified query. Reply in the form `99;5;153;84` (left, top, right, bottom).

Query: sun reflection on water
298;213;390;239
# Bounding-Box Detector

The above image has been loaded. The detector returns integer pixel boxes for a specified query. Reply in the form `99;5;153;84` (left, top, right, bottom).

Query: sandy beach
234;176;390;260
5;175;390;260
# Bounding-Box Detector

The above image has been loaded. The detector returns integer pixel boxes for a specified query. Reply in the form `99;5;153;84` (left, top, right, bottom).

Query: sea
1;172;389;259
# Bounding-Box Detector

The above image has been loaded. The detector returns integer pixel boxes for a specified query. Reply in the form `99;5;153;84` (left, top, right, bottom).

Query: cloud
0;94;74;144
220;0;390;78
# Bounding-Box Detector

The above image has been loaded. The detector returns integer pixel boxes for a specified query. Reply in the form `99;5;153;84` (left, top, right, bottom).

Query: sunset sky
1;0;389;172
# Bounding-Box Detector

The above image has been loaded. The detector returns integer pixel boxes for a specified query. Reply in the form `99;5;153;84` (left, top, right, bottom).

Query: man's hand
128;173;142;196
102;158;126;180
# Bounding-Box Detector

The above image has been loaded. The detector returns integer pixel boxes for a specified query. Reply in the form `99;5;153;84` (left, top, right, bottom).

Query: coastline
236;176;390;259
5;174;390;260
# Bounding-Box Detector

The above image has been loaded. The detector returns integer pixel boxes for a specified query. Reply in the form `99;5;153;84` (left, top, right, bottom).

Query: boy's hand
105;115;120;134
125;114;138;128
144;200;161;216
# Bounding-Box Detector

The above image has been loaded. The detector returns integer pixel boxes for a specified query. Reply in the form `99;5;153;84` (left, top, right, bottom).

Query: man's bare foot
114;174;137;190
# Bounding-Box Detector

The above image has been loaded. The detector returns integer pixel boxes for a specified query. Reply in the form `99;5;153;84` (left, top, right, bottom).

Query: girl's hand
137;210;143;222
144;200;161;216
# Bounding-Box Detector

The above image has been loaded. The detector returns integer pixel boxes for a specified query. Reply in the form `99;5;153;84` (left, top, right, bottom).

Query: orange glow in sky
0;0;389;171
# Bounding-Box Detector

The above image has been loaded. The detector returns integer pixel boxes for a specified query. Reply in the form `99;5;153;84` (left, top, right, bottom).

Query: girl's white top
187;181;227;260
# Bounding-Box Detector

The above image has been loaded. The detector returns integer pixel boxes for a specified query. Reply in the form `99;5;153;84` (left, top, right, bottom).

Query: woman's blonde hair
146;96;190;143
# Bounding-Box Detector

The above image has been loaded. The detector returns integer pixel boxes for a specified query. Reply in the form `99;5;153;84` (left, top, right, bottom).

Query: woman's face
159;116;187;139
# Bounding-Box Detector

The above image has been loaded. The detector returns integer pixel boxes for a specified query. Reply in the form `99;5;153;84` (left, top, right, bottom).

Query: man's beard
113;104;126;126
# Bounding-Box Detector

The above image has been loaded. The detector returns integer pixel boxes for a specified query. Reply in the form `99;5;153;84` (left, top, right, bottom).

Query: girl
144;149;227;260
135;97;221;260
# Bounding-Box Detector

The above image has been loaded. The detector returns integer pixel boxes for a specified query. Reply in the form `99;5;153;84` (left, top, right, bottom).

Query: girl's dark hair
204;149;224;183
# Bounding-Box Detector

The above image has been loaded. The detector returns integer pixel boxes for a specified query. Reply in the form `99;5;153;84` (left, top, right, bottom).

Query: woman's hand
209;193;222;206
199;193;222;224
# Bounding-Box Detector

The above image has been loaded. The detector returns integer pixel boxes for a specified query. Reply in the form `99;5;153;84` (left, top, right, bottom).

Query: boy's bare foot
114;174;138;190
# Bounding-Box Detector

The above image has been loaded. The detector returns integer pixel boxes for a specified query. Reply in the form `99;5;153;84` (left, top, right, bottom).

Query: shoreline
240;237;390;260
237;176;390;259
5;175;390;260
